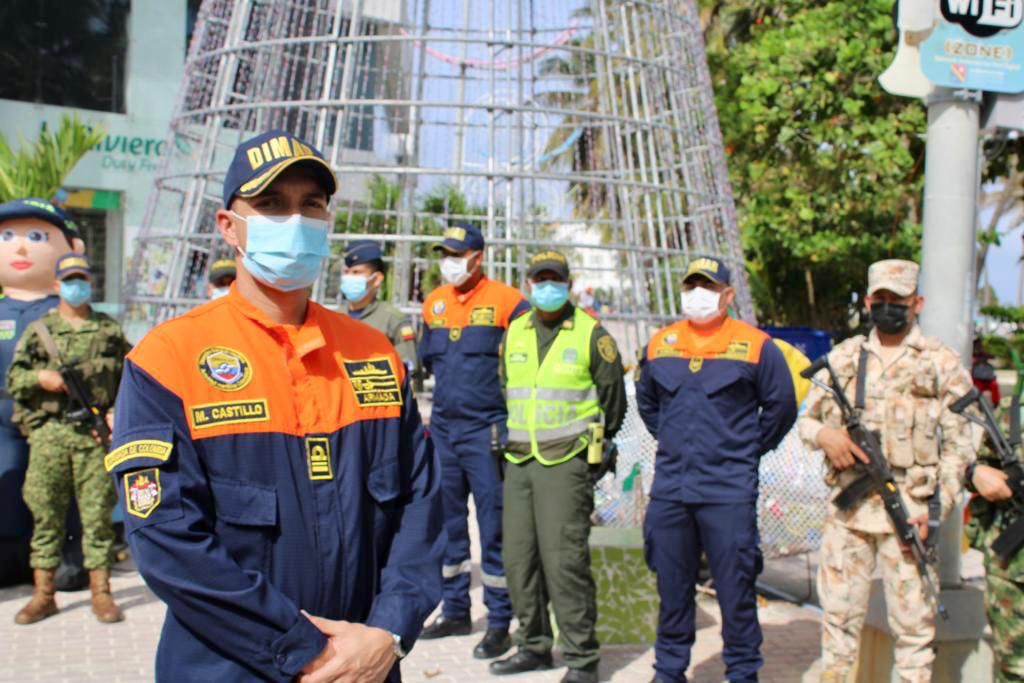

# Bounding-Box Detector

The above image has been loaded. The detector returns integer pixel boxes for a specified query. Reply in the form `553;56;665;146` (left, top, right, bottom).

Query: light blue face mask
340;274;370;302
59;279;92;307
210;287;230;300
531;281;570;312
233;212;329;292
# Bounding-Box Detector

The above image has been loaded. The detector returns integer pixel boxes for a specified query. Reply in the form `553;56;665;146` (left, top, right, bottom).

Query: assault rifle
801;356;948;620
950;388;1024;561
61;361;112;447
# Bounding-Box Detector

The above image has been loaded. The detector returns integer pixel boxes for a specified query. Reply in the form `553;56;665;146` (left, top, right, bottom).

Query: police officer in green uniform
490;250;626;683
7;253;131;625
339;240;416;368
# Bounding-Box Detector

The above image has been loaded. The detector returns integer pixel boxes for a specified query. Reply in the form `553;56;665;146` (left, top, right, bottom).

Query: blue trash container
760;326;833;362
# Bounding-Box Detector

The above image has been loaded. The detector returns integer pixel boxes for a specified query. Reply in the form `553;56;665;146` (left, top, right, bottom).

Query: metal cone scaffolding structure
126;0;751;354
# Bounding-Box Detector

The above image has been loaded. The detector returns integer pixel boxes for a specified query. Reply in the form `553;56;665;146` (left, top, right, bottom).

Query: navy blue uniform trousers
429;418;512;628
644;498;763;683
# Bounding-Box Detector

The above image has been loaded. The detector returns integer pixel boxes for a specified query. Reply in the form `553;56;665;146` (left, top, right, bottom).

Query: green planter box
591;526;658;645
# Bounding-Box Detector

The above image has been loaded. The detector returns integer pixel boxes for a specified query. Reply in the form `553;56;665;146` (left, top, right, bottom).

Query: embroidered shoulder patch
191;399;269;429
343;358;403;407
124;468;161;518
104;440;173;472
597;335;618;363
469;306;496;326
197;346;253;391
715;340;752;362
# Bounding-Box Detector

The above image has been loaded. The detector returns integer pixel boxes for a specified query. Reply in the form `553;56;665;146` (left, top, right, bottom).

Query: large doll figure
0;198;84;587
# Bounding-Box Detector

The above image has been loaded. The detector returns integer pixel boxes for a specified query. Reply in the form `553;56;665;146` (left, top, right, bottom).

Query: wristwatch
390;632;407;659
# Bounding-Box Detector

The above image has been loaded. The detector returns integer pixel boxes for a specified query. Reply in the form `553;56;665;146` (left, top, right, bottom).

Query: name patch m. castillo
342;358;403;407
191;399;270;429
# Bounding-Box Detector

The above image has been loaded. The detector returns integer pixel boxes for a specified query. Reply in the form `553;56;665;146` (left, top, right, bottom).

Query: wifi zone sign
943;0;1024;37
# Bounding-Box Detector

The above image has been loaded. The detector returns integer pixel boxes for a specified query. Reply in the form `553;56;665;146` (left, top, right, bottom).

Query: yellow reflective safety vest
504;307;601;465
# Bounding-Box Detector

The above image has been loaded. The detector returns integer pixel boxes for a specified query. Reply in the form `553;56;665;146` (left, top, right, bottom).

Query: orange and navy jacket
107;286;443;683
419;276;529;427
636;317;796;503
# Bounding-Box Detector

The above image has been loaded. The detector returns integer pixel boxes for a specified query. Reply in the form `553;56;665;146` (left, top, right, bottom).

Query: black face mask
870;302;911;334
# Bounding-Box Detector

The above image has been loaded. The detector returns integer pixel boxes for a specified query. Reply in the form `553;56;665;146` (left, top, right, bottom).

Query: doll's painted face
0;218;72;295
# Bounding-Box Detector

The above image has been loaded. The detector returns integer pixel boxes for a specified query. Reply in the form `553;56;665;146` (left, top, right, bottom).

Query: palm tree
0;113;106;202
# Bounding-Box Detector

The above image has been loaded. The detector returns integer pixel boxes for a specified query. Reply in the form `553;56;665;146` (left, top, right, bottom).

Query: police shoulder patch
342;357;403;407
198;346;253;391
124;468;161;518
104;440;173;472
597;335;618;363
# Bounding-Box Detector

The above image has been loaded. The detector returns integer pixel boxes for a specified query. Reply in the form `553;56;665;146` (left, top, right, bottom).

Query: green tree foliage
0;113;106;202
705;0;924;331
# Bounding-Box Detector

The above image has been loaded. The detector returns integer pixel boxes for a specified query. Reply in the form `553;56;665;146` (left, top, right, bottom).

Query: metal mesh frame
126;0;751;354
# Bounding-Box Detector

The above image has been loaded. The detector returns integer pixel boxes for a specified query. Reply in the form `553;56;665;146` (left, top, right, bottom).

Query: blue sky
982;202;1023;306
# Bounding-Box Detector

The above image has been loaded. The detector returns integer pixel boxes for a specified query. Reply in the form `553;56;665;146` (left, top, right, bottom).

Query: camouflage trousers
24;420;116;570
985;570;1024;683
818;519;936;683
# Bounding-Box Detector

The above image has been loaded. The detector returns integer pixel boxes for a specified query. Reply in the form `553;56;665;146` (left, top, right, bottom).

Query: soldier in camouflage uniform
6;253;131;625
798;259;974;683
966;450;1024;681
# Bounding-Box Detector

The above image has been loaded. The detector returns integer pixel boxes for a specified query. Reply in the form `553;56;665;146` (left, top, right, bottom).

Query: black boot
489;650;554;675
419;615;472;640
472;628;511;659
561;663;599;683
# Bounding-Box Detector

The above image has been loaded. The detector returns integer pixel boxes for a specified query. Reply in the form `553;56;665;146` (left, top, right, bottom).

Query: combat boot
14;568;59;625
88;568;124;623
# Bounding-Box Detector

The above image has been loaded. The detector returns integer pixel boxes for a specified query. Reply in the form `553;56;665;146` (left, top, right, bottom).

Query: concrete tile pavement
0;567;823;682
0;519;824;683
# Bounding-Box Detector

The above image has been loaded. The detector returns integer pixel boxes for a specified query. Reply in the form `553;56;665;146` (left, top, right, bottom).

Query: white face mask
681;286;722;322
440;255;472;286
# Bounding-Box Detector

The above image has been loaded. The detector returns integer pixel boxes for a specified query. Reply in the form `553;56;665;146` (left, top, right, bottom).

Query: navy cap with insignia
432;223;485;253
344;240;383;267
0;198;80;245
222;129;338;208
55;252;91;280
683;256;731;286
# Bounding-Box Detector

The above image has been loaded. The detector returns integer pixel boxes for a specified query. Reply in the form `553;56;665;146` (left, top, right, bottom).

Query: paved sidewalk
0;561;823;683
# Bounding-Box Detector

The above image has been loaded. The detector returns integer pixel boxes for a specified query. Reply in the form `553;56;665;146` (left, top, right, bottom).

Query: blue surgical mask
531;281;570;312
233;212;329;292
210;287;230;300
59;279;92;307
340;274;370;302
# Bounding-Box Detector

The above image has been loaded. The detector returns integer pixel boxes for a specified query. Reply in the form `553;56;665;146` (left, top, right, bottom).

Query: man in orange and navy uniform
418;223;529;659
107;129;444;682
636;256;796;683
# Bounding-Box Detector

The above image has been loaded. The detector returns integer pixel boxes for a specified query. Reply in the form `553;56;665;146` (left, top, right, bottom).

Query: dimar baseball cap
432;223;485;253
222;129;337;208
54;252;91;280
682;256;731;286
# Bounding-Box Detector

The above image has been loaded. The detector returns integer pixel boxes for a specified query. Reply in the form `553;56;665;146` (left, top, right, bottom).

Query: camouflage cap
867;259;919;297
